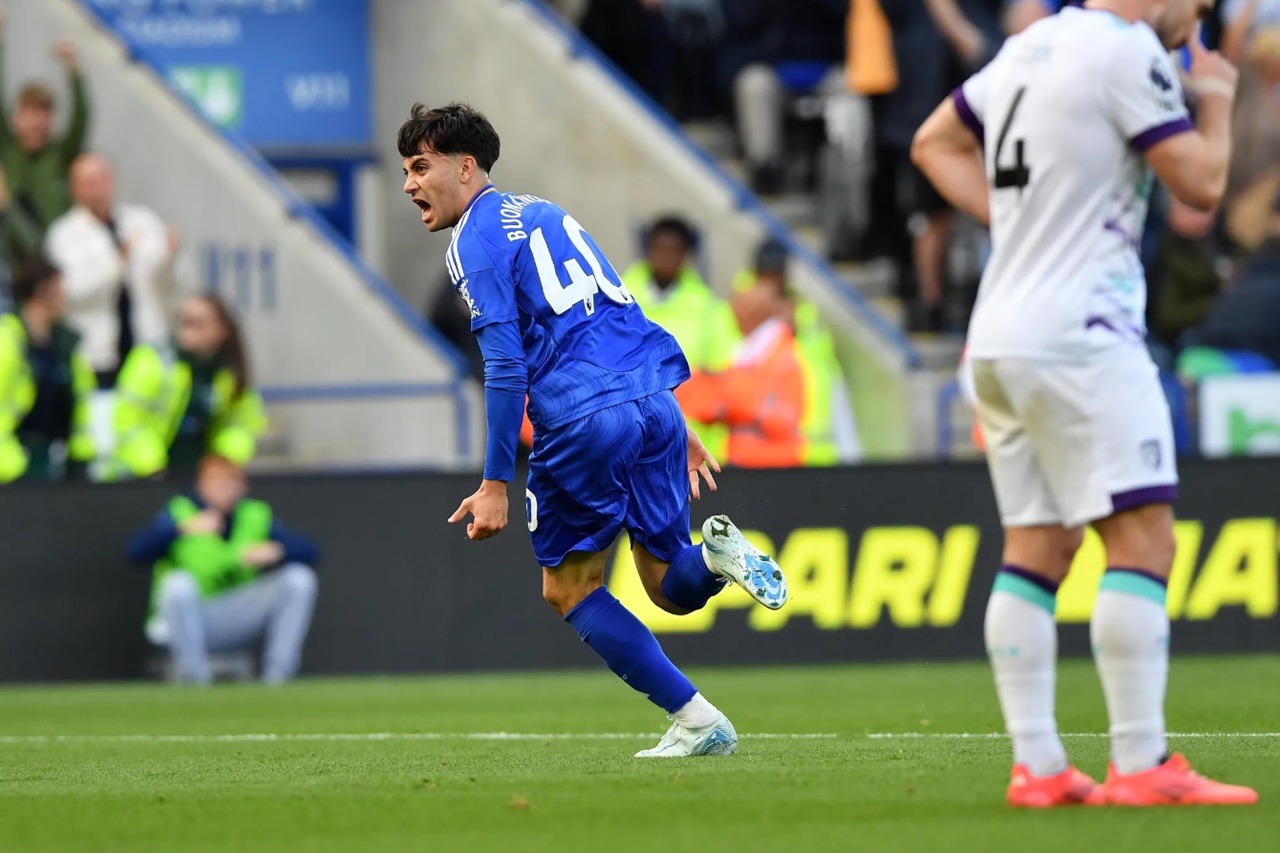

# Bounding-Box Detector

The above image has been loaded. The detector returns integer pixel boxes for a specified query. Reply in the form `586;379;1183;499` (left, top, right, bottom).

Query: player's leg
627;390;785;612
632;542;716;616
545;548;734;759
1084;356;1256;805
973;359;1101;807
529;401;734;758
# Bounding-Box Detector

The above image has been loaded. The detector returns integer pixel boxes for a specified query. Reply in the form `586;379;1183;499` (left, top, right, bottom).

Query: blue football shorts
524;390;691;568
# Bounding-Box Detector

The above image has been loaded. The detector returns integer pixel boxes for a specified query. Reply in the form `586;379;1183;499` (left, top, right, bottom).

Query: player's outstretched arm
1144;36;1238;213
912;99;991;226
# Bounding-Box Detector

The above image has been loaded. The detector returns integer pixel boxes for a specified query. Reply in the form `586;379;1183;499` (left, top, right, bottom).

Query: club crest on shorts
1140;439;1162;470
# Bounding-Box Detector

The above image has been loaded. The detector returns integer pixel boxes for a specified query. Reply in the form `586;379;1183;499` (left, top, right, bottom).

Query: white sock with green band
985;565;1068;777
1091;568;1170;775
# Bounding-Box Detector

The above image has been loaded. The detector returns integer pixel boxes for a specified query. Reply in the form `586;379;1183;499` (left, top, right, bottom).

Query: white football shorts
971;351;1178;528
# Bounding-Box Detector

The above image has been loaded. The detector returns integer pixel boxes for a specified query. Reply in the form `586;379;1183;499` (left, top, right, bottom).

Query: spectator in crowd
718;0;850;195
679;269;806;467
866;1;997;331
1225;26;1280;216
0;13;88;238
127;455;319;685
1148;195;1223;368
733;238;861;464
1187;187;1280;369
45;153;183;389
111;294;265;481
0;165;41;295
623;215;739;460
925;0;1005;68
579;0;670;101
0;257;96;482
1222;0;1280;64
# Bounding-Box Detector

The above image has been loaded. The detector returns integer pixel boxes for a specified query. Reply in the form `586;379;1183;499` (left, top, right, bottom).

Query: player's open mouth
413;198;432;222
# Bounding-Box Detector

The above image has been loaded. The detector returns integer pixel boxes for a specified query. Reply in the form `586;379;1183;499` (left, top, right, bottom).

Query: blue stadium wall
0;460;1276;682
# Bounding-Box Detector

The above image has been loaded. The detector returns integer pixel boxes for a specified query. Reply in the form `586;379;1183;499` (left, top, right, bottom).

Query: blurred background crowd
2;0;1278;488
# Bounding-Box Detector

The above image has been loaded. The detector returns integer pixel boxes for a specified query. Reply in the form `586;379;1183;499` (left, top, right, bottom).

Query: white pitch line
3;731;1275;745
867;732;1280;740
0;732;839;745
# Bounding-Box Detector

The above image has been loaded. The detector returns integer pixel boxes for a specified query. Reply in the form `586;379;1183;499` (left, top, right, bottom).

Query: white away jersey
956;7;1192;360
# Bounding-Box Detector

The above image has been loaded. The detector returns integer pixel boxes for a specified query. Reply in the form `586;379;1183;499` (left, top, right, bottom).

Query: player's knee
1098;505;1176;574
541;573;600;617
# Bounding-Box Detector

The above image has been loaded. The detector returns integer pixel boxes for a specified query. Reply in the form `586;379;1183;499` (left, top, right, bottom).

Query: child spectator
127;455;319;685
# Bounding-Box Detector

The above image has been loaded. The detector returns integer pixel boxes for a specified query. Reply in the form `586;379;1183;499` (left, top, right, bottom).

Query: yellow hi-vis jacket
0;313;96;482
111;343;266;479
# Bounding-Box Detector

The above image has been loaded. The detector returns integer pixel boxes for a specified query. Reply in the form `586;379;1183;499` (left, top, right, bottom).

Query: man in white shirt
44;153;182;388
913;1;1257;807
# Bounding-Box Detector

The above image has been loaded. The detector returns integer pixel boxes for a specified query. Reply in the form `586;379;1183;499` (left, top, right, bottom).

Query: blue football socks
660;544;725;612
565;587;697;714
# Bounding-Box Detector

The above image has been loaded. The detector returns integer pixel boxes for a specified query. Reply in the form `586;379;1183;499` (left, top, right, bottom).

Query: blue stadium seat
774;61;836;94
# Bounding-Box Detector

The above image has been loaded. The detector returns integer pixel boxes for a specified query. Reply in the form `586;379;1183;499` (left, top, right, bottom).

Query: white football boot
635;714;738;758
701;515;787;610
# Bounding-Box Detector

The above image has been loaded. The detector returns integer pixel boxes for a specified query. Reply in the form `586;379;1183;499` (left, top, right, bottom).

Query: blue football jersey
446;186;691;432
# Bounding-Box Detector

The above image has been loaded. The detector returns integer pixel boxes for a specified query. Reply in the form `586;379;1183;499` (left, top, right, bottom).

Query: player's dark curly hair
397;103;501;172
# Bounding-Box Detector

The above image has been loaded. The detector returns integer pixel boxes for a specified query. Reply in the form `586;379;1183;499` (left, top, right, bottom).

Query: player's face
402;147;464;233
1150;0;1213;50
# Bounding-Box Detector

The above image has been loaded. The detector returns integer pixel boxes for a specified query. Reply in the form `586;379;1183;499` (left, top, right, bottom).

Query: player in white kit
913;1;1258;807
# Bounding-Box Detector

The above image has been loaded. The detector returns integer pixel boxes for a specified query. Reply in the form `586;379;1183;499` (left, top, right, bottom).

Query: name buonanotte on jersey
497;194;543;243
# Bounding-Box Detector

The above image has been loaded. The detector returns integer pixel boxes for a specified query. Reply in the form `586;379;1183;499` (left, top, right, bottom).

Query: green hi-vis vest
111;344;266;480
624;262;740;462
147;496;274;624
0;313;97;482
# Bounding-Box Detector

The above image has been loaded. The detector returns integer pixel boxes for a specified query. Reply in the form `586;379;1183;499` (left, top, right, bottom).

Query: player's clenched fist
449;480;509;540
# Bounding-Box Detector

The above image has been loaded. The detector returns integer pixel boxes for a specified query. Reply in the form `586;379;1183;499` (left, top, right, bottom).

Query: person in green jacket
112;294;266;481
127;454;319;684
0;16;88;238
623;216;740;460
0;165;42;287
0;256;97;482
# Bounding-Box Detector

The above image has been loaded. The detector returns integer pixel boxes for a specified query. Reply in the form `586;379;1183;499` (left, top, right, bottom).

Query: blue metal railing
518;0;920;368
75;1;474;460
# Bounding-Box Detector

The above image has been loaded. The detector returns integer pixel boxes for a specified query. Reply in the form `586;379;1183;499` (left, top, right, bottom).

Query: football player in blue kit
400;103;788;757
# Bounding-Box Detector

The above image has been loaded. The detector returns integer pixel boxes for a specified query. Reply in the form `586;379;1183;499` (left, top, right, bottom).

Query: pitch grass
0;656;1276;853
